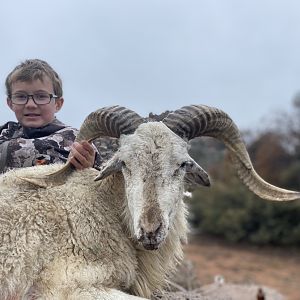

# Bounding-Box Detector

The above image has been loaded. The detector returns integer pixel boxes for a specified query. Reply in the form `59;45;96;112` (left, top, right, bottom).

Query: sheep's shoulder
0;166;138;293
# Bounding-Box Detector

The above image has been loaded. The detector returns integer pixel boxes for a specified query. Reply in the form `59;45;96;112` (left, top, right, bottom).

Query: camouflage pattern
0;118;120;173
0;119;78;173
93;137;119;167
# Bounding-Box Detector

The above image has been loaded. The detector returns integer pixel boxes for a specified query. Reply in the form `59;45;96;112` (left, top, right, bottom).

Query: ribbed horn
75;105;144;142
163;104;300;201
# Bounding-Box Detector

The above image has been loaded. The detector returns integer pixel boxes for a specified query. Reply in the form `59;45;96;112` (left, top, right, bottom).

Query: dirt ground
184;235;300;300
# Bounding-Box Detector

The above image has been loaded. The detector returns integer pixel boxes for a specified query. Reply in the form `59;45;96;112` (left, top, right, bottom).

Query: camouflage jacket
0;119;119;174
0;119;79;173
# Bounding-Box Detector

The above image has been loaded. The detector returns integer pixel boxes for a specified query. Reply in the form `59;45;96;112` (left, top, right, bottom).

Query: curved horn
163;104;300;201
22;106;144;187
75;105;144;142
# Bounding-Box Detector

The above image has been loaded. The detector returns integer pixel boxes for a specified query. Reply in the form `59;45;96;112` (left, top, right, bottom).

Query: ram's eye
121;161;128;170
180;161;193;169
121;161;131;174
180;162;188;169
173;162;187;176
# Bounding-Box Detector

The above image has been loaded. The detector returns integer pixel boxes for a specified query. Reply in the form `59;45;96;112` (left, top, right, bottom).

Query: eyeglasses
10;93;59;105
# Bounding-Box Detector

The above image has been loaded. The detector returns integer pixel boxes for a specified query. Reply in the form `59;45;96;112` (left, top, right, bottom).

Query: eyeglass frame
8;93;59;105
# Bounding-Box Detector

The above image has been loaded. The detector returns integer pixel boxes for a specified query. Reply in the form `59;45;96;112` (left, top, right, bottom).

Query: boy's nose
25;97;38;107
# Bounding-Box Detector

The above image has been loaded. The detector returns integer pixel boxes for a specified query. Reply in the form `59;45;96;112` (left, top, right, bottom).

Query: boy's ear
55;97;64;112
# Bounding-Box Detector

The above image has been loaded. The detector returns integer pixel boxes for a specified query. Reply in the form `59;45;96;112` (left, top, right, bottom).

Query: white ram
0;105;298;299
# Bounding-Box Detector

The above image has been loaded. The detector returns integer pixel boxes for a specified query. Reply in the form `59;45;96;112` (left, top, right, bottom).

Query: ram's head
96;122;209;249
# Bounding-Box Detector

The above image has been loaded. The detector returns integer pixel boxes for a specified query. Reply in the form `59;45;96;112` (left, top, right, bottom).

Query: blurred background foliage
188;99;300;246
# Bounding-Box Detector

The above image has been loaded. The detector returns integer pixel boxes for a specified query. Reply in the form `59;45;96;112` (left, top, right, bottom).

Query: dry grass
183;235;300;300
151;257;285;300
148;234;300;299
151;260;204;300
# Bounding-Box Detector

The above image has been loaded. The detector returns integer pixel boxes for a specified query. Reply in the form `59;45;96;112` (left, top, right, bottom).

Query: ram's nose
138;221;164;250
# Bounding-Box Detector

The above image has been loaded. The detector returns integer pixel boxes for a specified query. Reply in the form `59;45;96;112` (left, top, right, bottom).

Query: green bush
188;176;300;246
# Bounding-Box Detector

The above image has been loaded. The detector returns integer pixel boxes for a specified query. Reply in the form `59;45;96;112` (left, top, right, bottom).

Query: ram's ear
184;160;210;187
94;157;123;181
16;163;74;188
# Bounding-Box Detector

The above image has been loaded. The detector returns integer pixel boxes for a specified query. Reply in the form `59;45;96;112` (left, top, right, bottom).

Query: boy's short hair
5;59;63;97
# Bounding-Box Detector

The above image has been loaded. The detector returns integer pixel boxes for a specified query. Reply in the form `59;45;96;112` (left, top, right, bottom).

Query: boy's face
7;76;64;128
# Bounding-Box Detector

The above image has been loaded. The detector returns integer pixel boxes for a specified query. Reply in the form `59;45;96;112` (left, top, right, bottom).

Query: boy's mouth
24;113;40;117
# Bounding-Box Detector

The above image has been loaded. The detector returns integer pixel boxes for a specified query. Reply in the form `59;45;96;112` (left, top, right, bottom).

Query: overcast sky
1;0;299;131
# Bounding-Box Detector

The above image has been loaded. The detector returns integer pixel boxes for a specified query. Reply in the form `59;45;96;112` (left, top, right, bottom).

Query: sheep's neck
130;202;188;298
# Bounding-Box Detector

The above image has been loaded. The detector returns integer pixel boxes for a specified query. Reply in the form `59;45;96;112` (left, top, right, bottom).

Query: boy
0;59;96;173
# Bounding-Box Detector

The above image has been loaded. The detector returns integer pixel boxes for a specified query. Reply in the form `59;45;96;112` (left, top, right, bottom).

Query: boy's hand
69;141;95;170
